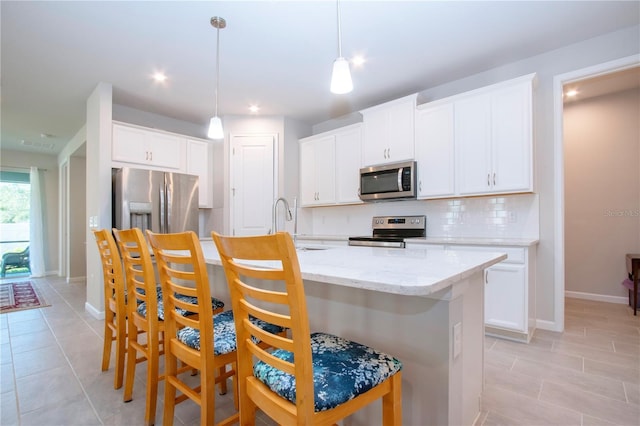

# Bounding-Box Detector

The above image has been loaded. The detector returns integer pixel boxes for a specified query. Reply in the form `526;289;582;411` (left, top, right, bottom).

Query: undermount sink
296;245;329;251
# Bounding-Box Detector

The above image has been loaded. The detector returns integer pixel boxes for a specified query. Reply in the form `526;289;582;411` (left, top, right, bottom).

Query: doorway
553;55;640;331
230;134;277;236
0;170;31;278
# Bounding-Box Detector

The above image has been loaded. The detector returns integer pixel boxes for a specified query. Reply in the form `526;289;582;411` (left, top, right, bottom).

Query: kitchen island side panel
207;263;485;426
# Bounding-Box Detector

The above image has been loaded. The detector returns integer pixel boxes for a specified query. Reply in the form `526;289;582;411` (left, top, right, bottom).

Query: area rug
0;281;50;314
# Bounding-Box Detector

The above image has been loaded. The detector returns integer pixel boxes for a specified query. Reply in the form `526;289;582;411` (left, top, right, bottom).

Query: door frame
552;54;639;332
59;160;69;279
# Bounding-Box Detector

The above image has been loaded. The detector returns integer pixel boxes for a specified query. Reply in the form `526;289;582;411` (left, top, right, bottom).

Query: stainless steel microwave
359;161;417;201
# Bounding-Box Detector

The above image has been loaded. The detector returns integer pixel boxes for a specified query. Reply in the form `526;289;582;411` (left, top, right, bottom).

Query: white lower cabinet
450;244;536;342
484;264;526;332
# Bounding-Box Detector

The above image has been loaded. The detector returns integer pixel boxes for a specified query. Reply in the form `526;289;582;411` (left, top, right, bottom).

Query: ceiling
2;1;639;155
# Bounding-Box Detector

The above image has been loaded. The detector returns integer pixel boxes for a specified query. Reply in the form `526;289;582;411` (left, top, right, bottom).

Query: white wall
564;88;640;299
0;151;59;275
85;83;113;317
69;155;87;280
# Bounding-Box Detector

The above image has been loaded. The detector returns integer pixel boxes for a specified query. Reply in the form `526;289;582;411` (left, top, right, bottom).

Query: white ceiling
2;1;639;155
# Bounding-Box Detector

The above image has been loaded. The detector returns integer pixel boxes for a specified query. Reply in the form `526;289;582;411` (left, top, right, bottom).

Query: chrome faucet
271;197;293;234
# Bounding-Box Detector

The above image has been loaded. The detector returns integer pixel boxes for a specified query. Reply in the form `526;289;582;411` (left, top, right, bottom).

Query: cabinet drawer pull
493;172;496;186
487;173;490;186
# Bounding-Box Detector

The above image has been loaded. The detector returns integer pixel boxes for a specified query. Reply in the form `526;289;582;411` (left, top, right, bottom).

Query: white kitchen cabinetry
455;76;533;196
186;138;213;208
451;244;536;342
415;103;455;198
361;94;417;166
334;124;363;204
299;124;362;207
299;134;336;206
112;122;184;170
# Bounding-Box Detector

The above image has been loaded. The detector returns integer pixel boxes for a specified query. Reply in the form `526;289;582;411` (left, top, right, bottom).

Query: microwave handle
397;168;403;191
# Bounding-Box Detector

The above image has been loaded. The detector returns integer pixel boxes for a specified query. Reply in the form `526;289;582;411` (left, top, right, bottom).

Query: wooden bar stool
93;229;127;390
212;231;403;426
114;227;226;425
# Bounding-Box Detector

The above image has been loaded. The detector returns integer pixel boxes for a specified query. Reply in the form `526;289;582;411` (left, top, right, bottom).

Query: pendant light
330;0;353;94
208;16;226;140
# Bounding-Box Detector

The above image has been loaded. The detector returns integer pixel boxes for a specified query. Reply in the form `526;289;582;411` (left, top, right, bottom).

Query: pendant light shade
208;16;226;140
330;0;352;94
331;57;353;94
207;116;224;139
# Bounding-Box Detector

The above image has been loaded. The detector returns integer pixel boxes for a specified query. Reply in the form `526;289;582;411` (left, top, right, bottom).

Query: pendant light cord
215;25;220;117
336;0;343;58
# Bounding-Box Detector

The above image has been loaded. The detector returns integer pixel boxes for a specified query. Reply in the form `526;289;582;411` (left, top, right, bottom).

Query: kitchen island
200;241;506;426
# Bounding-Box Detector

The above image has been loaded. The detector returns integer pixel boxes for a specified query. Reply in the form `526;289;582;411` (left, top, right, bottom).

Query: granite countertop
200;240;506;297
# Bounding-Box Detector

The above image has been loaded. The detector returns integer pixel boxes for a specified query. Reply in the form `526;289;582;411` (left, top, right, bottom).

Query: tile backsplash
297;193;539;239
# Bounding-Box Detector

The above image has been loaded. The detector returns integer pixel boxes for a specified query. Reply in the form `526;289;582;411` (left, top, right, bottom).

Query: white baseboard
535;319;561;332
565;291;627;305
67;276;86;283
85;301;104;320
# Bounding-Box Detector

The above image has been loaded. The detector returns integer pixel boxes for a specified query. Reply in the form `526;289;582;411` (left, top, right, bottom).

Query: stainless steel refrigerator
113;167;199;235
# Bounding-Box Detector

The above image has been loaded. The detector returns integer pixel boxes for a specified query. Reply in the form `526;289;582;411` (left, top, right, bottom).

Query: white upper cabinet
112;122;184;170
113;122;214;208
455;75;534;196
186;138;213;208
415;103;455;199
334;124;363;204
299;134;336;206
361;94;417;166
299;123;362;207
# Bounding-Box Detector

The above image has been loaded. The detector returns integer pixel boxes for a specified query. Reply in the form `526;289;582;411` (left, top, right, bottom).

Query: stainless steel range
348;215;426;248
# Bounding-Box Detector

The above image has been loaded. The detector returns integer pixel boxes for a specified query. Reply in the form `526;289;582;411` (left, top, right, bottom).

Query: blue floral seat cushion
136;287;225;320
176;310;285;356
253;332;402;412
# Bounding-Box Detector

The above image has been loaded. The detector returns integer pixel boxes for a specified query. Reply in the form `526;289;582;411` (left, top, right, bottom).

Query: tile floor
1;276;639;425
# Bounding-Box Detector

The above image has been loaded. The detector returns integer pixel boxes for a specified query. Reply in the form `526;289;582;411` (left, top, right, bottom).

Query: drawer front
448;245;525;264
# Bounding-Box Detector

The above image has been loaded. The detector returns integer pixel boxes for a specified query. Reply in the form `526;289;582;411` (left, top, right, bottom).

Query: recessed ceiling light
565;89;578;97
249;105;260;113
152;72;167;83
352;55;366;67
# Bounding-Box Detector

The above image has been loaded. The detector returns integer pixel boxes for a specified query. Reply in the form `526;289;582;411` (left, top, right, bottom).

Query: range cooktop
348;215;426;248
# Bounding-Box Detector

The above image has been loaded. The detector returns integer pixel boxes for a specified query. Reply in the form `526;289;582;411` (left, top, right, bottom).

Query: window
0;171;30;277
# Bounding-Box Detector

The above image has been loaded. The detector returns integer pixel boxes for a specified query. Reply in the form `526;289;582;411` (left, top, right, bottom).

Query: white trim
535;319;557;332
552;54;640;333
85;301;104;320
565;291;627;305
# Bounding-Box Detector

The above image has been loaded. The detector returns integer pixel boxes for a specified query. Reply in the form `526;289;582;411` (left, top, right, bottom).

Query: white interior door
231;134;275;236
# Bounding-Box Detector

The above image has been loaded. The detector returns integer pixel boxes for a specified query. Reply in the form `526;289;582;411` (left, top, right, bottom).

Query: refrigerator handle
159;185;166;233
166;185;172;233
